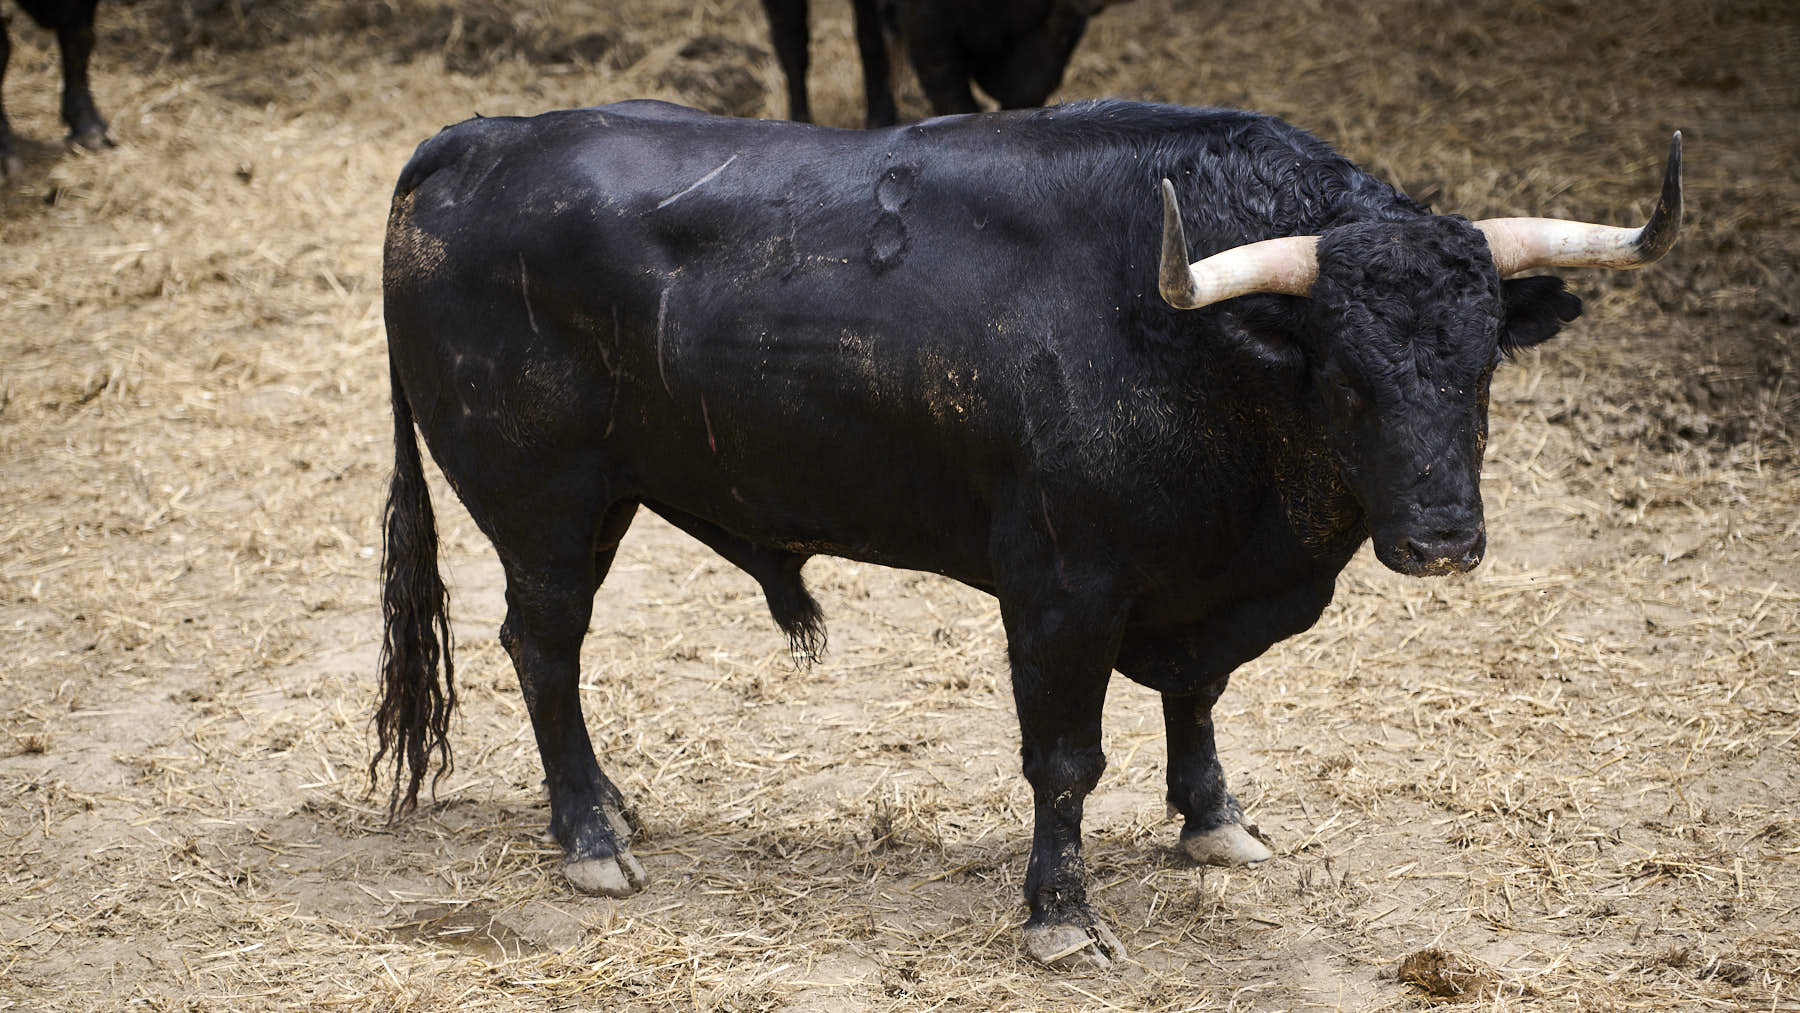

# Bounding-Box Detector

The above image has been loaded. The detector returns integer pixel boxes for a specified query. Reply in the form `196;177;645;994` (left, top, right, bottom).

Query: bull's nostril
1395;529;1484;574
1394;537;1425;565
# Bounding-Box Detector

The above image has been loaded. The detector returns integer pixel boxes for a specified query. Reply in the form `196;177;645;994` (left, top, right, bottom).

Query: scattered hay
0;0;1795;1010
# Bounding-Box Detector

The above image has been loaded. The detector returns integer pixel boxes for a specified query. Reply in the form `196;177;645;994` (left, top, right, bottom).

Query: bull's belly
632;452;999;587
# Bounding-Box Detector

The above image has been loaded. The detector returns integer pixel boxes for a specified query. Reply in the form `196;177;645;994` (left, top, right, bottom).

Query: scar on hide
866;165;917;273
701;393;716;455
875;165;917;212
603;306;623;432
519;253;541;336
1040;489;1070;590
655;154;739;211
655;286;674;396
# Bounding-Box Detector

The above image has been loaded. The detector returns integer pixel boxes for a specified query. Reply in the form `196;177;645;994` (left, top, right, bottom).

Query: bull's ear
1500;275;1583;352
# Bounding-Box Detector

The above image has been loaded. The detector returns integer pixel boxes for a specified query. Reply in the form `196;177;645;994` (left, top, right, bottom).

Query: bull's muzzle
1382;526;1486;577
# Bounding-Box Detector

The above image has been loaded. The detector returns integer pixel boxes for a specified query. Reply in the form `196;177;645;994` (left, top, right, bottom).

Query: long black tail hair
371;360;456;817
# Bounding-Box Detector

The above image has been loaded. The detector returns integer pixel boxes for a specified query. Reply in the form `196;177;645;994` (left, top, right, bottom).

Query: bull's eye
1330;374;1365;416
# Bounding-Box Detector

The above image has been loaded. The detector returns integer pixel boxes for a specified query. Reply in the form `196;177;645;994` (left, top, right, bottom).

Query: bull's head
1157;134;1682;576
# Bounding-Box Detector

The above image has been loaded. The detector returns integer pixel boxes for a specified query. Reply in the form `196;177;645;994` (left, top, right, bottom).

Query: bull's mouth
1374;527;1486;577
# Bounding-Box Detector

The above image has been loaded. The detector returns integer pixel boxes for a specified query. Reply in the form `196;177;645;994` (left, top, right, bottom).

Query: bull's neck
1251;396;1367;562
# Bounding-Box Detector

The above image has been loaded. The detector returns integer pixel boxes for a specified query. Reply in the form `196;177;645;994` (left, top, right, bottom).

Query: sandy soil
1;0;1795;1009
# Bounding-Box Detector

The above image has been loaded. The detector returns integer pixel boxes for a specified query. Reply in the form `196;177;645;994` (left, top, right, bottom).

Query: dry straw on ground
1;0;1795;1010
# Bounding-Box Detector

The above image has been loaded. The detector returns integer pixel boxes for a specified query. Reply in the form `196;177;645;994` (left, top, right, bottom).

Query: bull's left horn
1159;178;1320;310
1476;131;1683;277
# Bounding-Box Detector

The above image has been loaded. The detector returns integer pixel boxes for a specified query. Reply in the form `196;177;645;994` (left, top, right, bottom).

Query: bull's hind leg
497;501;648;897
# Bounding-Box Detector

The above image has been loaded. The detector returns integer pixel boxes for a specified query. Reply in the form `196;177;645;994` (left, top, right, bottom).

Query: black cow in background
378;100;1680;969
0;0;108;178
761;0;893;126
762;0;1132;127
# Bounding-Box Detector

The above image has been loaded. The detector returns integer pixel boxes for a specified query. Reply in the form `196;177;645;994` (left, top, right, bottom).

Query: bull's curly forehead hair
1306;218;1501;352
1305;216;1583;367
1312;216;1498;290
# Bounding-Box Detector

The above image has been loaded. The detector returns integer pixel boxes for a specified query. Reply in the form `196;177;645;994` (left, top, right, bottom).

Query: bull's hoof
1023;920;1126;971
602;804;632;842
1181;822;1273;866
564;848;648;898
67;124;113;153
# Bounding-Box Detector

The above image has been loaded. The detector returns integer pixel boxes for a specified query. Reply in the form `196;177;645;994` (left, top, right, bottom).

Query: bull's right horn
1159;179;1321;310
1476;131;1683;277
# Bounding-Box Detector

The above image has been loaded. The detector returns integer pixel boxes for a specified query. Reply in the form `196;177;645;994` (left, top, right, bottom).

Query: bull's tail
765;558;827;666
371;360;456;817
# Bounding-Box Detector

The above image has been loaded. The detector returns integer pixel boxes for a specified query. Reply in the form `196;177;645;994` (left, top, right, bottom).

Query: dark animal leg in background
998;567;1128;969
14;0;108;151
973;5;1088;109
1162;685;1273;866
0;17;18;179
498;501;647;897
898;9;980;116
53;2;108;150
760;0;811;123
850;0;896;127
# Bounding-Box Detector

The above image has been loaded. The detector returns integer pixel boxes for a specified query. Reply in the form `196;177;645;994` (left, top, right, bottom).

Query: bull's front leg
1116;629;1278;867
759;0;811;123
1161;682;1273;866
898;14;981;117
997;564;1129;970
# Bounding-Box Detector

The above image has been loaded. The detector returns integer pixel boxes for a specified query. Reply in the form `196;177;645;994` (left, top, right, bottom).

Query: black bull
378;100;1680;968
760;0;1131;127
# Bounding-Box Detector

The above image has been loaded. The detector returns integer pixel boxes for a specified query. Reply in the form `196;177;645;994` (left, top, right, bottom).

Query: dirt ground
1;0;1795;1009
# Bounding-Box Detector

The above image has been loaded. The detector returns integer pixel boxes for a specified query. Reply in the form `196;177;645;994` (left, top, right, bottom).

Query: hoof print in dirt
1181;823;1274;866
564;850;648;898
1023;921;1126;971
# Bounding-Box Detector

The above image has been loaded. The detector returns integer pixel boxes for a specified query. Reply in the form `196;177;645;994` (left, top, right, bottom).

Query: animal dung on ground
1397;947;1497;1002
